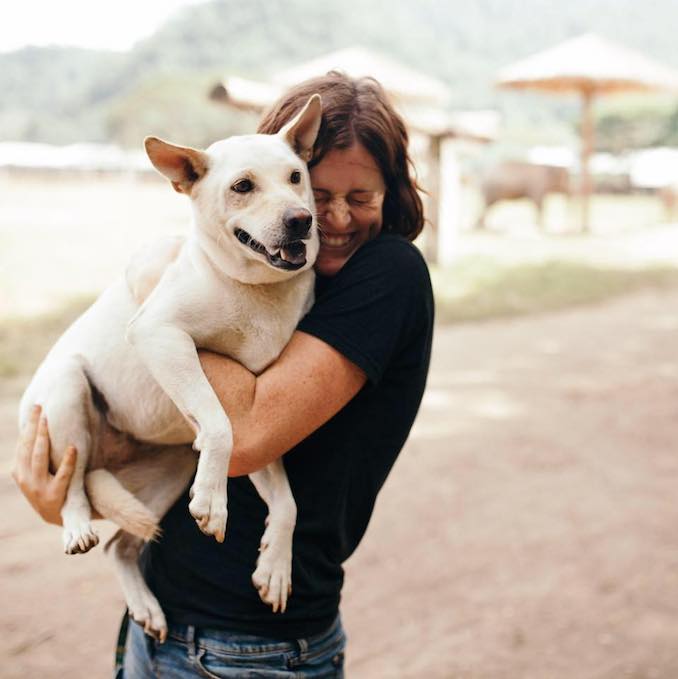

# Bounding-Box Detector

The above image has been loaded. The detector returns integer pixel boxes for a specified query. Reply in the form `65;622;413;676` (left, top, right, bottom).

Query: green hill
3;0;678;148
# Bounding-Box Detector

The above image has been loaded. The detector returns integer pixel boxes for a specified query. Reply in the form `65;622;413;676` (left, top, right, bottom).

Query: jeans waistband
166;614;344;660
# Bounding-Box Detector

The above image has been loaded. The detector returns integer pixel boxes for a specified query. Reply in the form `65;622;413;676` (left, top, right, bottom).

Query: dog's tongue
279;241;306;264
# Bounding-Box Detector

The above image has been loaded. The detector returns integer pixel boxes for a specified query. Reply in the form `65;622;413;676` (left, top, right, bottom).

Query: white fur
19;95;323;640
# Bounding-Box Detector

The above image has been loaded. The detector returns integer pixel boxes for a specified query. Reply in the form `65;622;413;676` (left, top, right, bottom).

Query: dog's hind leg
86;469;160;541
106;444;195;642
108;530;167;641
41;357;100;554
249;458;297;613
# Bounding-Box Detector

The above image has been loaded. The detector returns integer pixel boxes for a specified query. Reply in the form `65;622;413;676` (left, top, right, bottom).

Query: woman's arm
200;329;367;477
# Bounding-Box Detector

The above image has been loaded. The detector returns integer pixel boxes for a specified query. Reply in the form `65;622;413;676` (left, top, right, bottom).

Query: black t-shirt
142;233;434;638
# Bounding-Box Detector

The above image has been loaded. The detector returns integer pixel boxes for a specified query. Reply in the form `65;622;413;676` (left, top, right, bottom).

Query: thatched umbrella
496;33;678;231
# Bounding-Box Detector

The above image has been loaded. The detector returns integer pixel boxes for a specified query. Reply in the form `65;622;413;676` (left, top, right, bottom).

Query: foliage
595;96;678;152
106;72;258;149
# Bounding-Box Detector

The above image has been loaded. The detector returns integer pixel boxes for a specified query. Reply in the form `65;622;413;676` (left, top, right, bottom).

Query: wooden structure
210;46;498;264
497;33;678;231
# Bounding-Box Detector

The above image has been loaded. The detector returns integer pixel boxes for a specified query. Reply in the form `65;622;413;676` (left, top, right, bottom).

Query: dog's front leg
249;459;297;613
126;317;231;542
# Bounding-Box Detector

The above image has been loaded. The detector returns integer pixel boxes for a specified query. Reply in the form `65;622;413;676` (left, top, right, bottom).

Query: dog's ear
144;137;209;195
278;94;322;162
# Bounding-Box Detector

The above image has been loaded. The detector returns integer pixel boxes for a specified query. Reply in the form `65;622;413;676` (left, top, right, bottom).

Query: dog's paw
128;594;168;643
251;525;293;613
188;482;227;542
63;522;99;555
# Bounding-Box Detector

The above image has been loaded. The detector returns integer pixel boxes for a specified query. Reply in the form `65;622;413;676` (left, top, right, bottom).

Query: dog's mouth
234;228;307;271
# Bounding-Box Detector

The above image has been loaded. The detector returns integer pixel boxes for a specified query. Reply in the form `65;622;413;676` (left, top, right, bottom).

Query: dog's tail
85;469;160;541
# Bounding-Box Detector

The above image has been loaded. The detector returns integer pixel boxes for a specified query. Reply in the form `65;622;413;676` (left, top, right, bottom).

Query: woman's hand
11;405;77;526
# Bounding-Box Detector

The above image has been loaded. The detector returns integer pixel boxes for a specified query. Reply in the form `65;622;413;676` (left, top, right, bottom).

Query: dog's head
145;95;322;284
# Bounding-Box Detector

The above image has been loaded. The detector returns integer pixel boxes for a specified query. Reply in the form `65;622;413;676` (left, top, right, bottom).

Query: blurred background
2;1;678;677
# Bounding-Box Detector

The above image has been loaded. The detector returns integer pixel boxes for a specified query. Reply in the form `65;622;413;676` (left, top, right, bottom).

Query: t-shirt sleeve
297;236;434;385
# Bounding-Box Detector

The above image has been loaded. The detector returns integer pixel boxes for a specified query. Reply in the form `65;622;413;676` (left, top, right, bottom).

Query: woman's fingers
53;446;77;491
31;416;51;481
11;405;77;527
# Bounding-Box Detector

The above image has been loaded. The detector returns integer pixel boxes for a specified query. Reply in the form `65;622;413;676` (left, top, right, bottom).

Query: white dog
19;94;322;640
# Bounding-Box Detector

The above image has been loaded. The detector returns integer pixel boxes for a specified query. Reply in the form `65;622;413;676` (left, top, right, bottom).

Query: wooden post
438;137;462;267
423;134;441;264
580;89;595;232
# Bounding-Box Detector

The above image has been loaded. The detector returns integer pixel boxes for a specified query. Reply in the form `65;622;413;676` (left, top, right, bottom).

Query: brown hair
257;71;424;241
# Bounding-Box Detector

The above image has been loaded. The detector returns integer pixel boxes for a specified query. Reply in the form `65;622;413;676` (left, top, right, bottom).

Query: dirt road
2;287;678;678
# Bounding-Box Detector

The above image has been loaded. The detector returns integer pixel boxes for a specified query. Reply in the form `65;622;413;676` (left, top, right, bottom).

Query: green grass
3;261;678;379
432;257;678;323
0;297;93;378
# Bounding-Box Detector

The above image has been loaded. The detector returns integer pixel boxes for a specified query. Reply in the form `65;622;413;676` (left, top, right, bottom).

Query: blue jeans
120;613;346;678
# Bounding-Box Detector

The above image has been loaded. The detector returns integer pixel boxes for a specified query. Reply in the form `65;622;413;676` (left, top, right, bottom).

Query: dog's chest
198;276;312;375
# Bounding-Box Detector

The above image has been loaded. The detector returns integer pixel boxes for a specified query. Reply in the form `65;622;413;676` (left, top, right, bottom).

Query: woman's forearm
198;331;366;477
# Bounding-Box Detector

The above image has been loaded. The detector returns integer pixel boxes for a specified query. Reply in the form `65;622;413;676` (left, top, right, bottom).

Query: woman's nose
323;199;351;229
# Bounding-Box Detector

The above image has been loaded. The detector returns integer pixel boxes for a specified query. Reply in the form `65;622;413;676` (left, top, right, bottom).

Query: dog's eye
290;170;301;185
232;179;254;193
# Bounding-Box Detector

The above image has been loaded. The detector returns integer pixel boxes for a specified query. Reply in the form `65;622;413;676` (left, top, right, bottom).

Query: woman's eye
232;179;254;193
290;170;301;184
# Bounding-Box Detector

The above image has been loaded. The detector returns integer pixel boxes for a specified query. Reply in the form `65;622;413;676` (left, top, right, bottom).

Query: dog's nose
283;208;313;239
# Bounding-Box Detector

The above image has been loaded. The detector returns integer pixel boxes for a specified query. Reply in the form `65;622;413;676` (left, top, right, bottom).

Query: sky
0;0;207;53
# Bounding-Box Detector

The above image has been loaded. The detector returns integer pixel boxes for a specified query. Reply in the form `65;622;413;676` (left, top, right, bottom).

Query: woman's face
310;143;385;277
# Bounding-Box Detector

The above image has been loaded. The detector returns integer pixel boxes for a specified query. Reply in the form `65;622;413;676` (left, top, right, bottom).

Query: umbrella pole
580;89;594;232
424;134;441;264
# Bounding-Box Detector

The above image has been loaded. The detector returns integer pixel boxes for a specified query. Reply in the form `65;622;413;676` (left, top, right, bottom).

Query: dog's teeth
280;242;306;265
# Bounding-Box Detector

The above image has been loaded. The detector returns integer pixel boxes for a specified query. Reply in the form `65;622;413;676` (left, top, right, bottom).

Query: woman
14;72;434;677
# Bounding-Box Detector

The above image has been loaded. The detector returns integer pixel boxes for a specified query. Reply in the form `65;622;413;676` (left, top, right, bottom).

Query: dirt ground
2;286;678;678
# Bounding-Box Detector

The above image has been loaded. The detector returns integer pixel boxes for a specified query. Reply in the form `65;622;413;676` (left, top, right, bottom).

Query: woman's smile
319;231;354;249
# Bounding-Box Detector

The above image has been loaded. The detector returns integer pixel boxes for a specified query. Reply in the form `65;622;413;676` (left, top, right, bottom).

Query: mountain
2;0;678;147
